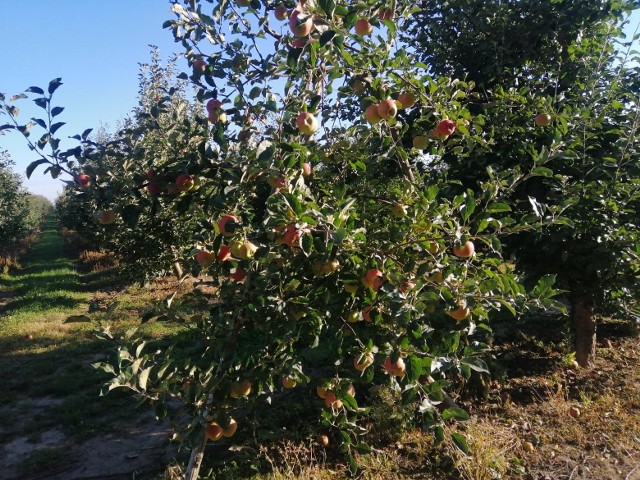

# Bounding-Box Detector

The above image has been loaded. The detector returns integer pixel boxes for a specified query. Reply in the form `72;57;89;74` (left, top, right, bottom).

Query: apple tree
403;0;640;366
2;0;568;475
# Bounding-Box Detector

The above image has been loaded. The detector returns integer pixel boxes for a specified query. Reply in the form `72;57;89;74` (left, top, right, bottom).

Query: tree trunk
172;260;183;280
571;295;596;368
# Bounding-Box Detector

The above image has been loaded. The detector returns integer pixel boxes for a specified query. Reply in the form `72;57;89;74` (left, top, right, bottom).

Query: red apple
206;98;222;114
383;356;406;377
146;168;157;179
377;98;398;121
222;418;237;437
302;162;312;177
193;59;207;74
433;119;456;140
447;301;470;321
147;182;163;195
324;392;343;408
281;376;297;389
218;215;239;237
292;37;307;48
397;91;416;109
230;267;247;282
77;174;91;188
205;422;223;441
277;223;301;247
217;244;232;262
378;8;395;20
453;240;475;258
362;269;384;291
296;112;319;135
195;250;216;268
289;9;313;37
354;352;374;371
535;113;552;127
365;104;382;124
230;380;252;398
176;173;195;192
274;4;289;20
354;19;373;36
317;434;329;446
267;175;287;190
98;210;116;225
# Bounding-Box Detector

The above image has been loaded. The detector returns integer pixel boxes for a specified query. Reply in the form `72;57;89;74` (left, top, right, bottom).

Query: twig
625;466;639;480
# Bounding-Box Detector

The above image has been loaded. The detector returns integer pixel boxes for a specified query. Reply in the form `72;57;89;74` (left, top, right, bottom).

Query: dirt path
0;216;177;480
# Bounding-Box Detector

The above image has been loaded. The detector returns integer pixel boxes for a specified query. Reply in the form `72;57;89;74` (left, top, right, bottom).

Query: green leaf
26;86;44;94
442;407;470;421
26;159;48;179
451;432;469;454
531;167;553;177
48;78;63;95
460;357;489;373
138;366;152;390
64;315;91;323
485;202;511;213
51;106;64;117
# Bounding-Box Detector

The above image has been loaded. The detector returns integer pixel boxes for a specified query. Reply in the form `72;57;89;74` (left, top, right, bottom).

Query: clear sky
1;2;638;202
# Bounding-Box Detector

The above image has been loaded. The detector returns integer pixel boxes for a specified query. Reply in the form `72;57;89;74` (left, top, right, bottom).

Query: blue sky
1;2;638;202
0;1;183;201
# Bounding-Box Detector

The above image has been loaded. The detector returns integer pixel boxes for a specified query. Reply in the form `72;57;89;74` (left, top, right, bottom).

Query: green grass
0;214;182;451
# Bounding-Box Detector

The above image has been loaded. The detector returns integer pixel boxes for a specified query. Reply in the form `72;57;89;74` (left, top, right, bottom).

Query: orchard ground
0;219;638;479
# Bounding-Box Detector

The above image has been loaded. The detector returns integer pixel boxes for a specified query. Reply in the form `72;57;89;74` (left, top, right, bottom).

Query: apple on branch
296;112;318;136
362;269;384;291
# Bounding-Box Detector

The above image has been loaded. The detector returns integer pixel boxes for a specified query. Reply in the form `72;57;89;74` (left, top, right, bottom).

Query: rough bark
571;295;597;368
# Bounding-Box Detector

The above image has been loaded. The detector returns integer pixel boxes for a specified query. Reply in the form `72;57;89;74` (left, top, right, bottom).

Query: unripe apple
391;203;408;218
218;214;239;237
205;422;223;441
208;110;227;124
222;418;237;437
352;79;366;94
195;250;216;268
397;91;416;109
453;240;475;258
282;376;297;389
77;174;91;188
274;4;289;20
354;19;373;36
324;392;343;408
296;112;319;135
354;352;374;371
534;113;552;127
346;384;356;397
176;173;195;192
377;98;398;121
321;259;340;274
230;240;258;260
344;283;358;293
413;135;428;150
433;119;456;140
365;104;382;124
302;162;313;177
230;380;252;398
383;356;406;377
289;9;313;37
346;311;360;323
362;269;383;291
230;267;247;282
317;434;329;446
98;210;117;225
